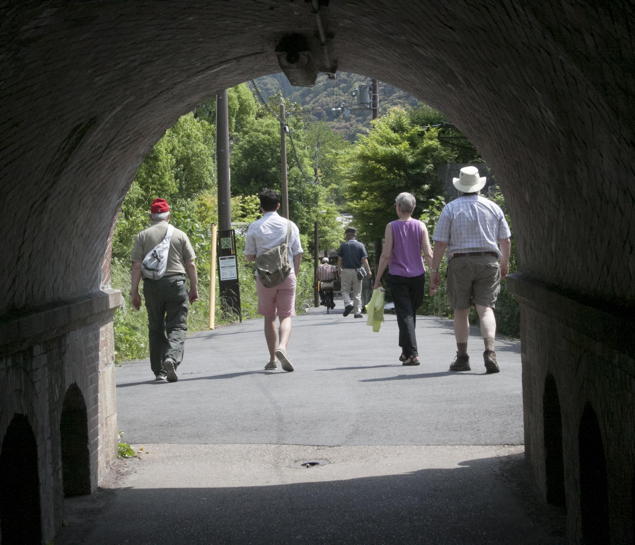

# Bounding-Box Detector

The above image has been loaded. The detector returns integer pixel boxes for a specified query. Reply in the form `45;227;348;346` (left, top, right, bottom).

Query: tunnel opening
0;414;42;545
543;374;565;509
60;383;91;496
579;403;610;545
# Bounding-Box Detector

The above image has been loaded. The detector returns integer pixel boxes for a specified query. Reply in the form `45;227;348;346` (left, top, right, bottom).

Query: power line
249;79;314;185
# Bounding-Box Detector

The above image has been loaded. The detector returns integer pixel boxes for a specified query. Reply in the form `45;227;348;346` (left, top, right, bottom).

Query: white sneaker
274;349;294;372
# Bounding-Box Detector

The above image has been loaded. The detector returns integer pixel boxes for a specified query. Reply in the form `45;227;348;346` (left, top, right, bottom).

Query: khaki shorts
446;255;501;309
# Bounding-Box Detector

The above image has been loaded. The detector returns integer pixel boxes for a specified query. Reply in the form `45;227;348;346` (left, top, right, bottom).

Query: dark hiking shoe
449;353;471;372
163;358;178;382
343;304;354;316
354;313;363;318
483;350;500;374
155;373;167;382
402;355;421;366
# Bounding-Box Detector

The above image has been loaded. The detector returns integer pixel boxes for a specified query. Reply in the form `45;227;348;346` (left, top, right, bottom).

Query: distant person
317;257;337;310
337;227;372;318
373;192;433;366
430;166;511;374
244;189;303;372
130;198;198;382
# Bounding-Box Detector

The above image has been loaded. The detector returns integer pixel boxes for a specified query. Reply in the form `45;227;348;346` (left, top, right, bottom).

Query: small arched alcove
60;383;91;496
0;414;42;545
579;403;610;544
543;374;565;509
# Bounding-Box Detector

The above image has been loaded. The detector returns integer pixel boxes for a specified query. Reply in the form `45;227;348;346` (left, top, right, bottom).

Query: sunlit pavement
57;300;565;544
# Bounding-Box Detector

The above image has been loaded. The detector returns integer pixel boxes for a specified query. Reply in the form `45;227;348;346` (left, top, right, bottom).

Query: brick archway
1;2;633;543
544;374;565;509
0;414;42;545
60;383;91;497
579;404;610;544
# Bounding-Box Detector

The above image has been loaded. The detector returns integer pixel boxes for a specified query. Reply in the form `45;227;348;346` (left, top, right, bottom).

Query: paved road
57;301;565;545
116;305;523;447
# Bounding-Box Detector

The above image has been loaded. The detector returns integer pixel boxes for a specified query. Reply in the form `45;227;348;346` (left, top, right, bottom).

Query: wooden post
209;224;218;329
313;221;319;307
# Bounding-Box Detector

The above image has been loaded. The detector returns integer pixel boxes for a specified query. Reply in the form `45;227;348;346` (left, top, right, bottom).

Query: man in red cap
130;198;198;382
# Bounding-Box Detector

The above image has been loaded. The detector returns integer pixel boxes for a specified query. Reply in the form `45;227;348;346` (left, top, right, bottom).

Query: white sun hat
452;166;486;193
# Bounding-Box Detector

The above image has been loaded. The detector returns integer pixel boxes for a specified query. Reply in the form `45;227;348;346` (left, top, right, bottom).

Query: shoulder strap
165;224;175;242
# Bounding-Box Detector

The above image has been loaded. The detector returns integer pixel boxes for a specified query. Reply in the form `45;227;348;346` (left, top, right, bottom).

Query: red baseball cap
150;198;170;214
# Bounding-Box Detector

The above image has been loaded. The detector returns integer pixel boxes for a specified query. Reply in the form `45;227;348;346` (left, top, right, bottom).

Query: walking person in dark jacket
337;227;372;318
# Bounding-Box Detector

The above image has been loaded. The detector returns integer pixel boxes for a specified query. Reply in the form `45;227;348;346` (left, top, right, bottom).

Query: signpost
217;228;241;321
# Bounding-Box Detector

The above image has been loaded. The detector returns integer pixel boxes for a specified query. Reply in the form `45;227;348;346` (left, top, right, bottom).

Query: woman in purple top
373;192;433;365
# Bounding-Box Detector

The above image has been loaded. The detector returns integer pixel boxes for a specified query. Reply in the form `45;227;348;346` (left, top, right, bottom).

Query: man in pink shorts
244;189;303;371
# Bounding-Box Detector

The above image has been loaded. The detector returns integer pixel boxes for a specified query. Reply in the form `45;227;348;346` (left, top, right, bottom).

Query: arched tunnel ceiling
0;0;633;315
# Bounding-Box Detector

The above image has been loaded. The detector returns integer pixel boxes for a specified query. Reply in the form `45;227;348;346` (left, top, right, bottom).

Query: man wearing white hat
429;166;511;373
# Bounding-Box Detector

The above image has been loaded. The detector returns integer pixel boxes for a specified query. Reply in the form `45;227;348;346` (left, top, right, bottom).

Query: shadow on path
57;451;565;545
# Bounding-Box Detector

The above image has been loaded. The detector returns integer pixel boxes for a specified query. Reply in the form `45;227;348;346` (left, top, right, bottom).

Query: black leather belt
452;252;498;258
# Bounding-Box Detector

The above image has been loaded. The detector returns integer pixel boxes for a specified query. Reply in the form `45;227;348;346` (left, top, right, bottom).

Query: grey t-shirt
132;221;196;276
337;239;368;269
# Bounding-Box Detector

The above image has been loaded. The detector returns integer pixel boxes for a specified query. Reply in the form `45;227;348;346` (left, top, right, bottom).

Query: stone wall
0;291;121;544
509;275;635;544
0;2;633;543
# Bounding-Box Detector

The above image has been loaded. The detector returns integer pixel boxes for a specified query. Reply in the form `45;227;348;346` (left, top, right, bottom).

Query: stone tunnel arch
60;383;91;497
1;2;632;316
579;403;610;545
1;2;633;544
0;414;42;545
543;374;565;509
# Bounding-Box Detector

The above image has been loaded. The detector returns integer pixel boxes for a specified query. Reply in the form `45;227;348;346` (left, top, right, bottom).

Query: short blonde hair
395;192;416;214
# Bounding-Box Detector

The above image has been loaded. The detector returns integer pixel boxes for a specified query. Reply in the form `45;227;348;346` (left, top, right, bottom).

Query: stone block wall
0;290;121;544
509;275;634;544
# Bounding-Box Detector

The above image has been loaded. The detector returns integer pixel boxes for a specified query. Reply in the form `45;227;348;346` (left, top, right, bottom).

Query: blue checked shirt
432;194;511;256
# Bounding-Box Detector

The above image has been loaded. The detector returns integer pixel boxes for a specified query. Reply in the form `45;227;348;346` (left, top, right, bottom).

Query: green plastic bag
366;288;385;332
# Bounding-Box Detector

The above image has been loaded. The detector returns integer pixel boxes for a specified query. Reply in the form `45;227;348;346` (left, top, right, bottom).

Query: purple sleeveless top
388;220;425;277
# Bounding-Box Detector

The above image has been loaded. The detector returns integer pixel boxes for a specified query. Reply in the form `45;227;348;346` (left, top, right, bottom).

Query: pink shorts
256;271;296;318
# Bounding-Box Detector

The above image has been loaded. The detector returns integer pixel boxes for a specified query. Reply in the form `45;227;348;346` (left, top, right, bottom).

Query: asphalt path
116;302;523;447
57;300;566;545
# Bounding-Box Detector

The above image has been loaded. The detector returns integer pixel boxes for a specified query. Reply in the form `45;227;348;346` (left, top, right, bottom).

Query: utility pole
371;79;381;271
371;78;378;120
215;89;241;321
216;90;231;230
313;221;319;307
279;100;289;218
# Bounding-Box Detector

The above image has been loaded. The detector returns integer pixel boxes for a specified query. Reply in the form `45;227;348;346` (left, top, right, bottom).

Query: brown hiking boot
483;350;500;374
449;353;470;372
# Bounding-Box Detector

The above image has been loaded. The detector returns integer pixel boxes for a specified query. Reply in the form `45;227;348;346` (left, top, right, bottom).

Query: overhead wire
249;79;315;185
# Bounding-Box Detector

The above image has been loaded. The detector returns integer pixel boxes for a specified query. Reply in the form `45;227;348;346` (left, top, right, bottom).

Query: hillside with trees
253;72;421;140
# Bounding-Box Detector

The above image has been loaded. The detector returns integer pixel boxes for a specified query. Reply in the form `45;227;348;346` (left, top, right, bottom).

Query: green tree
112;113;215;261
342;106;458;242
194;83;258;134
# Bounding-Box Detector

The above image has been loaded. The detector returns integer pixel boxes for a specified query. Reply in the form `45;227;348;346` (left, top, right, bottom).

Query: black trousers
388;273;425;358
